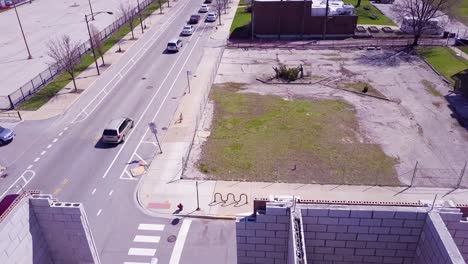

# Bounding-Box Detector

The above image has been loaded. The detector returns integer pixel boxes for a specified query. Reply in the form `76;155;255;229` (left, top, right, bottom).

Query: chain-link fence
405;161;468;189
0;0;155;110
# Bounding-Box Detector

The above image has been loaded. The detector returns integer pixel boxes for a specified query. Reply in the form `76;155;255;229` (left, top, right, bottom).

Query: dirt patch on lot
186;48;468;187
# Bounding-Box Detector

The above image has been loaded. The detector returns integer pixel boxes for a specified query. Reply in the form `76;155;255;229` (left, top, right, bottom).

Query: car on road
199;4;209;13
102;117;134;144
181;25;195;36
205;12;217;22
204;0;212;3
167;39;183;52
0;126;15;145
188;14;201;24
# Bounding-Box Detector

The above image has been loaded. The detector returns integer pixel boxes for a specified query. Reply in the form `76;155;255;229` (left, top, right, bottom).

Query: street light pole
88;0;95;20
13;4;32;59
186;70;191;94
196;181;200;211
85;14;100;75
136;0;144;33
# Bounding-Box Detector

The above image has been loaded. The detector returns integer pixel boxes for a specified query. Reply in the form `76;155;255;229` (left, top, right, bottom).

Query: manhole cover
167;235;177;242
146;85;153;90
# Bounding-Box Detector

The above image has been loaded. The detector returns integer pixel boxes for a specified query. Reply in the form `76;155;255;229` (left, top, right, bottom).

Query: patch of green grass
230;6;251;35
343;81;385;98
239;0;247;5
198;83;398;185
344;0;396;25
456;0;468;25
17;1;166;111
421;80;443;97
418;47;468;84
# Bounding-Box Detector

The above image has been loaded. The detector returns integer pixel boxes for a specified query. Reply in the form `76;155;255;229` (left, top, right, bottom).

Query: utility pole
136;0;144;33
149;122;163;154
13;4;32;59
85;14;100;75
88;0;95;20
159;0;163;14
322;0;329;40
196;181;200;211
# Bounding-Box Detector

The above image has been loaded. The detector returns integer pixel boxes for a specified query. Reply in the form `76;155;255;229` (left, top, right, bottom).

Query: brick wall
414;212;465;264
440;208;468;262
0;196;52;264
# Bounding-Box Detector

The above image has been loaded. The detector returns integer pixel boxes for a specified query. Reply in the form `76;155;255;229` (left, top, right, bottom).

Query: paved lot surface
0;0;138;97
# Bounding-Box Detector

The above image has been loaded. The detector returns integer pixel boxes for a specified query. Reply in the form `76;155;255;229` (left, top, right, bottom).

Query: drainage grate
167;235;177;243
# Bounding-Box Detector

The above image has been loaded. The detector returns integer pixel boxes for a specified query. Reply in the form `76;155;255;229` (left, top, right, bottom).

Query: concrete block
276;216;290;224
376;249;396;257
266;223;287;231
399;235;419;243
64;222;83;229
363;256;383;263
394;211;417;220
455;230;468;238
238;243;255;251
386;242;408;250
302;217;318;224
266;207;288;216
383;256;403;263
378;235;399;242
266;238;287;245
373;211;395;219
307;209;329;217
336;233;356;241
327;225;347;233
366;242;387;249
247;237;265;244
309;239;325;247
357;234;378;242
29;198;52;207
256;230;275;237
237;220;246;229
338;218;360;226
304;231;316;239
307;224;327;232
246;222;266;230
395;250;414;257
335;248;355;255
255;244;275;251
403;220;424;228
416;212;427;220
318;217;339;225
347;255;364;262
440;212;463;222
274;244;287;251
237;237;246;243
410;228;422;236
274;259;285;264
407;243;417;250
61;207;82;215
254;257;275;264
329;209;351;218
238;229;256;237
360;218;382;227
348;226;369;234
275;231;288;238
346;241;367;248
314;247;334;254
247;251;265;258
309;253;324;260
382;219;404;227
70;214;82;222
324;254;343;261
390;227;412;235
266;251;284;259
316;232;336;240
350;210;373;218
356;248;375;256
369;227;390;234
238;250;246;257
256;215;277;223
53;214;72;222
238;256;256;263
325;240;345;247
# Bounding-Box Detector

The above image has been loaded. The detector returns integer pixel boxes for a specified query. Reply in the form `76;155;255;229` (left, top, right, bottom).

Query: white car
199;4;209;13
167;39;183;52
205;12;217;22
181;25;194;36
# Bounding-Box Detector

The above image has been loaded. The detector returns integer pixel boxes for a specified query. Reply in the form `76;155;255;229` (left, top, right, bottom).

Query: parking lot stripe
127;248;156;256
137;224;165;231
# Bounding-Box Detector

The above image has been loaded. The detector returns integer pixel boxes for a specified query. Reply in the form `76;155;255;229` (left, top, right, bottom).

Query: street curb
175;213;237;220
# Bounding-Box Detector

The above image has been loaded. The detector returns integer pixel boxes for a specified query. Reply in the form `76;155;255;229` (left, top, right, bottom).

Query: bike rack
210;192;249;206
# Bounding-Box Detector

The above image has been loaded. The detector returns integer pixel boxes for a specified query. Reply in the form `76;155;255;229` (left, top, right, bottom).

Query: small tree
392;0;454;47
90;24;106;66
120;2;136;39
47;35;80;92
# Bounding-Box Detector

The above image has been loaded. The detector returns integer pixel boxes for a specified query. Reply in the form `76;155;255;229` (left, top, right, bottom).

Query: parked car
199;4;209;13
204;0;212;3
188;14;201;24
205;12;217;22
101;117;134;144
167;39;183;52
0;126;15;145
181;25;194;36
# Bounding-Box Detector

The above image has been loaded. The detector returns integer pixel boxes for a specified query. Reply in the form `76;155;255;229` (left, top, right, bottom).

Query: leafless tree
392;0;455;46
90;24;106;66
119;2;136;39
46;35;80;92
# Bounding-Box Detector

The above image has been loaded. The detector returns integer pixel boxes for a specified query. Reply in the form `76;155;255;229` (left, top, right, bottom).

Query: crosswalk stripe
134;235;161;243
138;224;165;231
123;262;150;264
128;248;157;256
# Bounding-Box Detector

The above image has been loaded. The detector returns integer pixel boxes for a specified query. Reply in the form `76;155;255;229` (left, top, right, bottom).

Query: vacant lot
187;48;468;187
197;83;398;185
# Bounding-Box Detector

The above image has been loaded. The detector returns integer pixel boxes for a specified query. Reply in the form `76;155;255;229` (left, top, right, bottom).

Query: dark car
204;0;212;3
0;126;15;145
188;14;201;24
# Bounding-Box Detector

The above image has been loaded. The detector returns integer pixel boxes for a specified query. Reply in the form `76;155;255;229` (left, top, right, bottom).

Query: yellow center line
53;187;62;196
61;178;69;185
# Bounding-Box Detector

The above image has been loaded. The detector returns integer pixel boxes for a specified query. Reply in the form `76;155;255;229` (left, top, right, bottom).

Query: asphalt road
0;0;235;263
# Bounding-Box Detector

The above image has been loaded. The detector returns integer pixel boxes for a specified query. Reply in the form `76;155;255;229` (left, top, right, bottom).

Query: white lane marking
72;0;191;124
53;138;58;143
169;220;192;264
108;189;114;196
123;262;150;264
138;224;165;231
97;209;102;216
117;23;209;180
47;144;52;149
40;151;46;156
91;188;97;195
133;235;160;243
33;157;40;162
128;248;156;256
58;132;63;136
64;127;69;131
26;165;33;170
134;153;147;165
0;170;36;199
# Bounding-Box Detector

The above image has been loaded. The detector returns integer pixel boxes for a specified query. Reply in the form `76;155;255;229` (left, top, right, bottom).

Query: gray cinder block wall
237;202;468;264
0;193;100;264
440;208;468;262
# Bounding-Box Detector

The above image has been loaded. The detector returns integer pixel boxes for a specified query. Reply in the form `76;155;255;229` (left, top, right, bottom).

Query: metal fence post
20;88;26;101
39;73;45;86
456;161;467;189
8;95;14;110
409;161;418;187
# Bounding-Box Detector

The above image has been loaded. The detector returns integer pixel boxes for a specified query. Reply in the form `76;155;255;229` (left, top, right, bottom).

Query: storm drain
167;235;177;243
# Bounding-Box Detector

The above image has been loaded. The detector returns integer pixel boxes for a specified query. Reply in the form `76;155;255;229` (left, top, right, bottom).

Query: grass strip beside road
198;83;399;185
230;6;251;35
344;0;395;25
17;0;166;111
418;47;468;84
456;0;468;26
